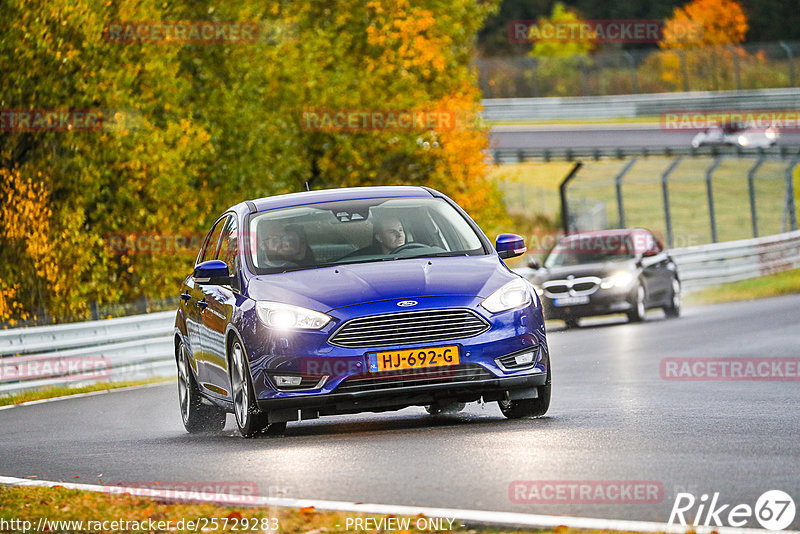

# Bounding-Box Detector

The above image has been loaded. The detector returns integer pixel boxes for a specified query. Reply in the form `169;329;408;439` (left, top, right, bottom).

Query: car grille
334;363;494;394
328;309;490;348
543;277;600;298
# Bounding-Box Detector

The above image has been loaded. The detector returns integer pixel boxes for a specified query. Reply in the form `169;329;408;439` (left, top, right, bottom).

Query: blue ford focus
174;186;551;437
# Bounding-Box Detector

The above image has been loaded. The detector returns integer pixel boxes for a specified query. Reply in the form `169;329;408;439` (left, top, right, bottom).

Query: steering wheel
389;242;429;254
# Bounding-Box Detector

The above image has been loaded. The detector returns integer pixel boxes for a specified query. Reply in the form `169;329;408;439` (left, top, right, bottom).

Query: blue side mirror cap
193;259;231;285
495;233;527;259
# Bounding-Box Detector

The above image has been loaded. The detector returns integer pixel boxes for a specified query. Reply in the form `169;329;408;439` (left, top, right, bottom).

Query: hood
531;260;637;284
246;255;514;312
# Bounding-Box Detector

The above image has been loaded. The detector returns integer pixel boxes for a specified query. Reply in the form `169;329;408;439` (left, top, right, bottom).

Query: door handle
180;292;191;302
197;299;208;311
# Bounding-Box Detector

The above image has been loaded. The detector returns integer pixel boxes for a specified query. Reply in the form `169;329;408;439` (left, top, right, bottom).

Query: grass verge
0;485;643;534
0;377;174;407
685;268;800;305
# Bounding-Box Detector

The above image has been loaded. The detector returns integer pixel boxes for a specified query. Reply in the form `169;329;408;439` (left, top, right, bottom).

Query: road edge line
0;380;174;411
0;476;791;534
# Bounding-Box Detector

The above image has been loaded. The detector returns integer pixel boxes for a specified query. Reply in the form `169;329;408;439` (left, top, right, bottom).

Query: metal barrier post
785;157;799;231
614;159;637;228
559;162;584;234
747;157;764;238
622;51;638;93
661;157;682;248
780;42;796;87
705;157;723;242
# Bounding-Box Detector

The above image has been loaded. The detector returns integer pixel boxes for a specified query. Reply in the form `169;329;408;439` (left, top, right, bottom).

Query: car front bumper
541;286;636;320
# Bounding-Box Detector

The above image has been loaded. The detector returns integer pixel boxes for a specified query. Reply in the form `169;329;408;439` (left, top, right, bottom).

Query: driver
374;216;406;253
261;223;315;266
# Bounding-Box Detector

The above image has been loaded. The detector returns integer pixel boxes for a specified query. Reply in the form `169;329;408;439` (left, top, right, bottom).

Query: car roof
243;186;435;213
560;228;647;241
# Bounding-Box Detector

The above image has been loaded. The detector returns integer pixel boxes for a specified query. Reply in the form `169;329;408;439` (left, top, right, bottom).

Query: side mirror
527;255;541;270
193;259;231;285
495;233;527;259
642;248;659;257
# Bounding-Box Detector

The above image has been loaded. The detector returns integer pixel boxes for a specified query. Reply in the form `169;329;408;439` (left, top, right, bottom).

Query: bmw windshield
544;235;635;268
246;197;487;274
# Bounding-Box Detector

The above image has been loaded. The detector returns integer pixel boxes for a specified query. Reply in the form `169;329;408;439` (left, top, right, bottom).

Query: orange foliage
661;0;748;49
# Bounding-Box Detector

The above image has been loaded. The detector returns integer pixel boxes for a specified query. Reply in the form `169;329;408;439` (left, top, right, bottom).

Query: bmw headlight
600;271;635;289
256;301;331;330
481;278;534;313
738;135;749;146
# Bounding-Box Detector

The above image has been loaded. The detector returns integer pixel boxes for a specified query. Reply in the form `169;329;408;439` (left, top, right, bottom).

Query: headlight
256;301;331;330
765;129;777;140
481;278;534;313
738;135;749;146
600;271;635;289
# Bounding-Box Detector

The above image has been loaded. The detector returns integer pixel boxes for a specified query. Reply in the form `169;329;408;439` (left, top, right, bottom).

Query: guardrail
0;311;175;396
513;230;800;293
492;144;800;163
2;230;799;396
482;88;800;122
668;229;800;291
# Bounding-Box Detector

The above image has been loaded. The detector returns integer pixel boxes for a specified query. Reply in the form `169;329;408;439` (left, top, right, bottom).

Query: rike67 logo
669;490;796;530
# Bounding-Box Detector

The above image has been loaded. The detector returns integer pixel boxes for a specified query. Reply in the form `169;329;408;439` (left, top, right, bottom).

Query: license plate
368;346;459;372
553;295;590;307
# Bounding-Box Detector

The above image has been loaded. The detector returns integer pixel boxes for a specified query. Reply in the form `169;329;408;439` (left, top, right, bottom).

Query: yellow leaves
661;0;748;49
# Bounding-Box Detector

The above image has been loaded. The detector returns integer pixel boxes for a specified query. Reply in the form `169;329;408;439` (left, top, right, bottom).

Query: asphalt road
1;295;799;528
489;124;800;150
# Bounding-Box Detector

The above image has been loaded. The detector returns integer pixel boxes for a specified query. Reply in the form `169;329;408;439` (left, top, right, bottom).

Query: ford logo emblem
397;300;418;307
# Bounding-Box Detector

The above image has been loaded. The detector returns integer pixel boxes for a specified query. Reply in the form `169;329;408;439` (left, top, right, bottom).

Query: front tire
564;317;579;329
664;277;681;318
230;338;271;438
498;367;551;419
425;401;466;415
177;340;226;434
627;284;646;323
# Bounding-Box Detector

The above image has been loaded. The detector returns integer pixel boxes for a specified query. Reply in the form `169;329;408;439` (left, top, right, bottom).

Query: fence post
678;50;690;92
614;159;637;228
622;51;638;94
785;157;799;232
780;41;796;87
747;157;764;238
559;162;584;234
580;58;590;96
727;45;741;90
661;157;682;248
90;300;100;321
705;157;723;243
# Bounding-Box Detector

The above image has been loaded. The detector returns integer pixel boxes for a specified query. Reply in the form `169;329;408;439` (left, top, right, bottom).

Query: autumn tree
527;3;595;97
1;0;506;323
654;0;748;90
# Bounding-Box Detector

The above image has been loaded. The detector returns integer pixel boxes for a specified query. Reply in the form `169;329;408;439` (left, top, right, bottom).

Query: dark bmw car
174;186;551;437
528;229;680;328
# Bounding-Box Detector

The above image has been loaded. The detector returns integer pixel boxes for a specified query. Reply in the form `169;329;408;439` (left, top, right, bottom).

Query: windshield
544;234;635;268
247;197;486;274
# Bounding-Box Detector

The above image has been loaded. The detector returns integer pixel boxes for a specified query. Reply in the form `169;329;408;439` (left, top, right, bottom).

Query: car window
544;233;635;268
217;216;239;271
247;197;486;274
198;216;228;264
